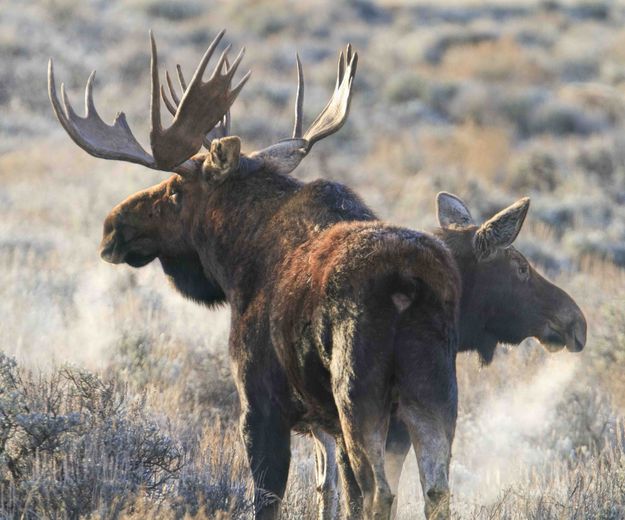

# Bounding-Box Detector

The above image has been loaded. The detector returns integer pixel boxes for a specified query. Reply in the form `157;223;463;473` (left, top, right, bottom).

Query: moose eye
517;263;529;280
169;190;180;205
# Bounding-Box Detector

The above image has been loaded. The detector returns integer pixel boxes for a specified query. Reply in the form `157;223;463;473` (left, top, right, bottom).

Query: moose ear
202;136;241;180
436;192;475;228
473;198;530;260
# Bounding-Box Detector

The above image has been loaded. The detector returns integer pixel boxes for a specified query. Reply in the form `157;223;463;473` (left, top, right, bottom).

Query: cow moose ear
473;197;530;260
202;136;241;181
436;192;475;228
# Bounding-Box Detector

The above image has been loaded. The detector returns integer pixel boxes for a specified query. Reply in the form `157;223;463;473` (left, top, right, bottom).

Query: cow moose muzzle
540;302;587;353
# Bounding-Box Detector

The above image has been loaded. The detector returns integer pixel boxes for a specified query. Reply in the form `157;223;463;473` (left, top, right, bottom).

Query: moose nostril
573;319;587;347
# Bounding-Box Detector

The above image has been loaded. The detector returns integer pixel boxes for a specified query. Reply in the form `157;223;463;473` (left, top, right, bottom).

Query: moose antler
249;44;358;175
48;30;250;175
295;44;358;146
161;57;231;148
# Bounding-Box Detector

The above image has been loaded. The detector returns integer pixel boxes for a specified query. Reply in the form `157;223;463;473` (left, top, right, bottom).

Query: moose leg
394;322;457;520
240;404;292;520
311;428;339;520
331;328;395;519
385;413;411;518
336;435;363;519
335;396;393;519
400;405;453;520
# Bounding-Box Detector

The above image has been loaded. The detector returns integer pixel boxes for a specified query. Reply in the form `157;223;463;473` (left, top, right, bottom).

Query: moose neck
436;228;499;362
192;168;298;311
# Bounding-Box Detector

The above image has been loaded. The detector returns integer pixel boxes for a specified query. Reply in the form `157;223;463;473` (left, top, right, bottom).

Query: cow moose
49;31;462;519
385;192;587;512
313;192;588;518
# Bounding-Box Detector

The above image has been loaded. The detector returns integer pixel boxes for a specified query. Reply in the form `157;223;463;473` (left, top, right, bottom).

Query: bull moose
49;31;462;519
313;192;588;518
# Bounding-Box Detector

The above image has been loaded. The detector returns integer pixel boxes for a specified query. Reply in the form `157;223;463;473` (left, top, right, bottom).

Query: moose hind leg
396;376;456;519
394;316;457;519
401;406;452;520
332;333;395;518
337;412;393;519
311;428;339;520
385;413;412;519
336;436;364;519
240;405;292;520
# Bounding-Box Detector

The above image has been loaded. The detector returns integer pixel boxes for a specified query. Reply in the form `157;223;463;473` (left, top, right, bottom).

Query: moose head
436;192;587;363
48;31;357;306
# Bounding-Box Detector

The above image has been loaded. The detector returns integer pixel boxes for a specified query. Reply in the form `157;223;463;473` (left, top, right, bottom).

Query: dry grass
1;0;624;518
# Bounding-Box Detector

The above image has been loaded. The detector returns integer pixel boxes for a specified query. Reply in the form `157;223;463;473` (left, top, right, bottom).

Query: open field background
1;0;625;518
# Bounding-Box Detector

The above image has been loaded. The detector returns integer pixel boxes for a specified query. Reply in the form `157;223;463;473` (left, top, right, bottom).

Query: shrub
424;30;498;65
529;100;608;136
576;145;615;183
142;1;203;21
384;72;428;104
508;150;559;192
0;355;183;519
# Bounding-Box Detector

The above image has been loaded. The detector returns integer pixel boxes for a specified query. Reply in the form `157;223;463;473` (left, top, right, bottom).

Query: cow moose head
48;31;357;306
436;192;587;364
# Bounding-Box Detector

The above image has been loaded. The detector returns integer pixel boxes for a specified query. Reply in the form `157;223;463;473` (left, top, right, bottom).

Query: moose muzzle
99;215;158;267
542;303;587;353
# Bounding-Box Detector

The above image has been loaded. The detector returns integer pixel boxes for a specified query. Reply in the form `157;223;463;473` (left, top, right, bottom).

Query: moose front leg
240;404;292;520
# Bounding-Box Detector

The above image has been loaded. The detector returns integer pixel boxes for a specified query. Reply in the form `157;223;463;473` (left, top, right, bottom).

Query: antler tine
160;64;187;115
292;54;304;139
335;44;354;89
166;71;180;105
223;46;245;82
161;83;177;116
186;29;225;90
229;69;251;101
176;64;187;91
60;83;79;121
85;70;98;116
232;69;251;96
223;56;232;136
336;50;345;90
150;30;163;135
212;44;232;80
48;58;155;167
224;110;231;135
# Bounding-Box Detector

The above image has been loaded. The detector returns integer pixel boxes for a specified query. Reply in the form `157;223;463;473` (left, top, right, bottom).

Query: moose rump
271;221;460;519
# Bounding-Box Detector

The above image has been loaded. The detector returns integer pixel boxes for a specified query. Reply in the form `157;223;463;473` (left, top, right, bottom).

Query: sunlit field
1;0;624;518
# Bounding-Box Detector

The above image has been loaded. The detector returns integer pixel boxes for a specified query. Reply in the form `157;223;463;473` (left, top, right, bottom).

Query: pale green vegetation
0;0;624;518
